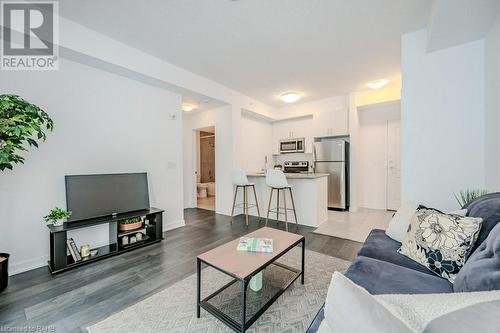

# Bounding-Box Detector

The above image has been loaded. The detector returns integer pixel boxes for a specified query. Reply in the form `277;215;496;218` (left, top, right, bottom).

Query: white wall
358;102;401;209
401;29;485;211
240;114;273;172
485;17;500;191
0;59;184;275
183;106;235;215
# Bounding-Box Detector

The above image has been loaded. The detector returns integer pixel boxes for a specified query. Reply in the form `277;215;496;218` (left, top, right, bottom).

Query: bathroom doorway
196;127;216;211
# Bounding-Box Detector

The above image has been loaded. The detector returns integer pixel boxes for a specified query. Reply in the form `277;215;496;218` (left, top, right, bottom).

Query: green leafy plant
43;207;72;224
454;189;488;207
0;94;53;171
273;164;283;169
120;217;142;225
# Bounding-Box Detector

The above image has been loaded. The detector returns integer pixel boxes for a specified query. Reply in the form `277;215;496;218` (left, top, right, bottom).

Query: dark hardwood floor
0;209;362;332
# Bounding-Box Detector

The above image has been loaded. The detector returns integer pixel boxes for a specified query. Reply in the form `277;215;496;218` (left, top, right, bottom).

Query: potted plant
119;217;143;231
0;94;53;171
274;164;283;170
0;253;9;293
44;207;72;226
1;95;53;294
454;189;489;207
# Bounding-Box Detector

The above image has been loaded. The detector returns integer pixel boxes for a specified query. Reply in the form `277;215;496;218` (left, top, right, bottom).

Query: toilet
197;183;209;198
207;182;216;196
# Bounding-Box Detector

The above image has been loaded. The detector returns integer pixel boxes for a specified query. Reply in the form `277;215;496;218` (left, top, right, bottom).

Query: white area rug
314;208;393;242
87;248;350;333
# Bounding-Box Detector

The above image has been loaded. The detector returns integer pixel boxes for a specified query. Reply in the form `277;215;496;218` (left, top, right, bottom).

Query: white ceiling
427;0;500;52
59;0;431;107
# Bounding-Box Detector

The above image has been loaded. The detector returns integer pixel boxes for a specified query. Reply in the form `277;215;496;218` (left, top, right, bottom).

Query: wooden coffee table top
197;227;304;280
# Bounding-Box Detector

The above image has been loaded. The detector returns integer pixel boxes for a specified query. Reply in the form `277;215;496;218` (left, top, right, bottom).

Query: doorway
196;127;216;211
386;119;401;210
358;100;401;211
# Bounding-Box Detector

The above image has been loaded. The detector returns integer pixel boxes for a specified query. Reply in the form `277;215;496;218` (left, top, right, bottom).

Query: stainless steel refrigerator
313;140;349;210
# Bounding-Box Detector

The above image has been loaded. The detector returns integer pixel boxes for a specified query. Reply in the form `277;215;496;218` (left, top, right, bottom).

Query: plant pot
119;221;143;232
0;253;9;293
53;219;64;227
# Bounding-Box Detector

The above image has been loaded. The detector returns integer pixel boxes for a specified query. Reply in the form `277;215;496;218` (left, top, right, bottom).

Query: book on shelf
67;238;82;262
237;237;273;253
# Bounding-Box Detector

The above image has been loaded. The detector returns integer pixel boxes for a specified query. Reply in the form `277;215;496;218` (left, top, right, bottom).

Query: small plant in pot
44;207;72;227
273;164;283;170
119;217;143;232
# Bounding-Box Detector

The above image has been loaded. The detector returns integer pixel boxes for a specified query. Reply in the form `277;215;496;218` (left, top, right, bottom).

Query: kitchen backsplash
273;153;313;169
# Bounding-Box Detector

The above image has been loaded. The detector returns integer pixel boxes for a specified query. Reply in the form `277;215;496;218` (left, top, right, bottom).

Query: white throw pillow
324;272;413;332
448;209;467;217
385;203;468;242
385;201;418;242
321;272;500;332
398;207;482;282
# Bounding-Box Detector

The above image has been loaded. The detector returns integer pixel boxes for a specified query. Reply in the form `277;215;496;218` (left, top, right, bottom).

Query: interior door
386;119;401;210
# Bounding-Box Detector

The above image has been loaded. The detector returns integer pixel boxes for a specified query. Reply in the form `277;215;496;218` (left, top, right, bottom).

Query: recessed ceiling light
280;92;302;103
367;79;389;89
182;104;195;112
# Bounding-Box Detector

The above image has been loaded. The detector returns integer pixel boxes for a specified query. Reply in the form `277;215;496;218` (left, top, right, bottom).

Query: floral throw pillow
398;207;482;283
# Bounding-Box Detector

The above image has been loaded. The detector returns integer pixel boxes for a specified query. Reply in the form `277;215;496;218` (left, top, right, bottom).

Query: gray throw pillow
454;222;500;292
398;207;482;282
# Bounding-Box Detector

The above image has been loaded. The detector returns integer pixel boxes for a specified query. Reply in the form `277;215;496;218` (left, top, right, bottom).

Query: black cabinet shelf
65;243;118;267
119;235;151;250
48;207;164;274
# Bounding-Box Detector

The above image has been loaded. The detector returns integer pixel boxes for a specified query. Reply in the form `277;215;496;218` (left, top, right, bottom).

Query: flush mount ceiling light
182;104;195;112
367;79;389;89
280;92;302;103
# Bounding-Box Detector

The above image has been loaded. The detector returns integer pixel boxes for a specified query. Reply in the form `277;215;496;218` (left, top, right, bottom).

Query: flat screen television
65;173;150;222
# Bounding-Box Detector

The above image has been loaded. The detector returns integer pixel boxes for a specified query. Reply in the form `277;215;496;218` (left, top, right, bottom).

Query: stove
283;161;309;173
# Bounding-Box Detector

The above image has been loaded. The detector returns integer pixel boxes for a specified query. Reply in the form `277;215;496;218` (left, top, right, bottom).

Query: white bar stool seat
265;169;298;231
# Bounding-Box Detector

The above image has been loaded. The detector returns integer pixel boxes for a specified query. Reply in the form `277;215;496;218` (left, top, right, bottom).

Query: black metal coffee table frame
197;237;305;333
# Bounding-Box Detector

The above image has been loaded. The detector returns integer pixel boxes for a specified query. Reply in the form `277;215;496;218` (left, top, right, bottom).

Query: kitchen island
245;172;328;227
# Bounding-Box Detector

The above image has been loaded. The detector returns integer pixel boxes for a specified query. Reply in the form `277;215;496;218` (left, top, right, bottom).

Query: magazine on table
237;237;273;253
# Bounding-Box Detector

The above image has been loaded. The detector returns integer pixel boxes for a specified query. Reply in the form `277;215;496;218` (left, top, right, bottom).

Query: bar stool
230;169;261;226
265;169;298;232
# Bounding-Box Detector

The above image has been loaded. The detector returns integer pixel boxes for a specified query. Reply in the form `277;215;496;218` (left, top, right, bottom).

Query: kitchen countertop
247;172;329;179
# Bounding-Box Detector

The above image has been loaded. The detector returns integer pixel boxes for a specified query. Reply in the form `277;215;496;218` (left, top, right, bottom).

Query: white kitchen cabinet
272;116;313;154
312;108;349;137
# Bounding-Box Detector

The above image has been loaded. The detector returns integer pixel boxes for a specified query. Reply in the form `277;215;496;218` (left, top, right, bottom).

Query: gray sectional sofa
307;193;500;332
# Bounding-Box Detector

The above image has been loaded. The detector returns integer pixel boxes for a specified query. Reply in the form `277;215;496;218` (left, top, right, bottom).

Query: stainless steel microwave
279;138;305;154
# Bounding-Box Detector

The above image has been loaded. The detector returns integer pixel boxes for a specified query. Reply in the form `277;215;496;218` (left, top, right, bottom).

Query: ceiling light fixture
280;92;302;103
367;79;389;89
182;104;195;112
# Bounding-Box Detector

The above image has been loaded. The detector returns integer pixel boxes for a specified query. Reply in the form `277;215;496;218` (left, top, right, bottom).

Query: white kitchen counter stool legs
265;169;298;232
230;169;261;226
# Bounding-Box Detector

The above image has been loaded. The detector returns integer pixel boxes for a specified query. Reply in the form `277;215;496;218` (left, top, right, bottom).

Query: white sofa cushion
324;272;413;332
322;272;500;332
385;201;418;242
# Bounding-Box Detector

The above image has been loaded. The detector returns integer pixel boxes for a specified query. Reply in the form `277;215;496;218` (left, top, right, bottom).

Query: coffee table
196;227;305;332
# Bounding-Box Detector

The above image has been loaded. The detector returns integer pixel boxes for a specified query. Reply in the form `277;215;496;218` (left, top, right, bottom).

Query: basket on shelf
119;217;143;231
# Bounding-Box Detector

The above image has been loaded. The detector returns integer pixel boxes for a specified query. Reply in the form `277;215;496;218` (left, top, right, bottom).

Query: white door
386;119;401;210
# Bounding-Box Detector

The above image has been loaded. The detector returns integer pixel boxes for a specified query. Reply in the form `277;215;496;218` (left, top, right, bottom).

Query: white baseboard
9;255;49;276
163;219;185;231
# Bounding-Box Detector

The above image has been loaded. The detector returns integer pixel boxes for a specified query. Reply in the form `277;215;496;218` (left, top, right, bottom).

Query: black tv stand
47;207;164;274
